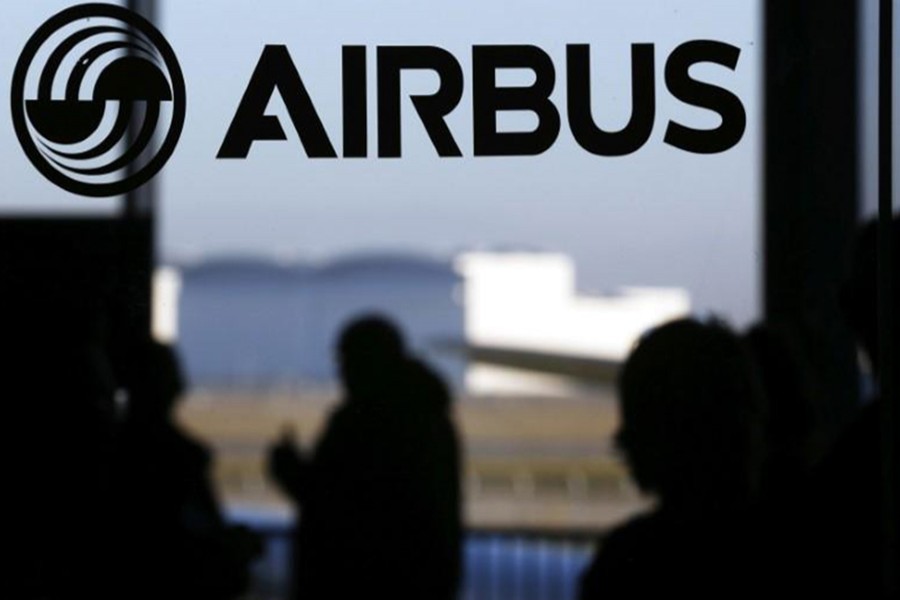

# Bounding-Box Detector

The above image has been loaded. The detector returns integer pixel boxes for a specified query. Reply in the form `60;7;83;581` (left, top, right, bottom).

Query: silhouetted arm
436;420;463;596
411;415;463;598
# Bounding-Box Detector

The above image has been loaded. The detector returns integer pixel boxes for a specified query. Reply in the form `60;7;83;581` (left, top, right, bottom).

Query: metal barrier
461;529;599;600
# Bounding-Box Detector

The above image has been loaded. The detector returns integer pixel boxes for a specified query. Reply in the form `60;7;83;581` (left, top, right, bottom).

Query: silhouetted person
112;341;261;600
579;318;766;599
7;309;119;600
799;215;899;597
268;315;462;600
744;322;823;497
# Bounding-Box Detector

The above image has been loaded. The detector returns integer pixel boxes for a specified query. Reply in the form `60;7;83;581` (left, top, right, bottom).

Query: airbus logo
11;4;186;197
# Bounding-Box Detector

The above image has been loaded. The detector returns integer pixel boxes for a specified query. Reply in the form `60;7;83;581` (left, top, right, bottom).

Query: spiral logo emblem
11;4;185;197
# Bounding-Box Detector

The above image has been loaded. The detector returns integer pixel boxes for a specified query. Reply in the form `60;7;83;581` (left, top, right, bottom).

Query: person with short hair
580;318;766;598
268;314;462;600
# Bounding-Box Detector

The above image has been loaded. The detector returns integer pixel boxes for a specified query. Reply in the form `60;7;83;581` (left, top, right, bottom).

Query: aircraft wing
434;340;621;383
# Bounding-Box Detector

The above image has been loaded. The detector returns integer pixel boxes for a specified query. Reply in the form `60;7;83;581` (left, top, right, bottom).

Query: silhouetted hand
267;426;306;501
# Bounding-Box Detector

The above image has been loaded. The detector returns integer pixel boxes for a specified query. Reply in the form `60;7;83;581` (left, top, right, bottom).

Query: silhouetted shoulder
402;357;452;413
581;510;762;599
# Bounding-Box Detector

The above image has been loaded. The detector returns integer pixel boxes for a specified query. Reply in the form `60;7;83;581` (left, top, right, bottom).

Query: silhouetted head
120;341;186;422
616;318;765;510
841;214;899;376
337;315;407;401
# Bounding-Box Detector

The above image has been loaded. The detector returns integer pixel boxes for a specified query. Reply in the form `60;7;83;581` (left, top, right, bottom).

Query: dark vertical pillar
877;0;896;594
764;1;861;440
125;0;159;221
121;0;159;342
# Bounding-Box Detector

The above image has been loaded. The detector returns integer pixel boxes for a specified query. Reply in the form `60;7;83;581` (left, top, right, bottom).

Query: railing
245;524;292;600
462;529;599;600
244;523;603;600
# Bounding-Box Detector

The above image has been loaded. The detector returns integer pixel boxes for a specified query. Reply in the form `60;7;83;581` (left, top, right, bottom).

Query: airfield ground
179;388;649;532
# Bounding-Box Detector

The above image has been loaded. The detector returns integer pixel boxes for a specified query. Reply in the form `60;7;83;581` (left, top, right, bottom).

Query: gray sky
2;1;764;325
